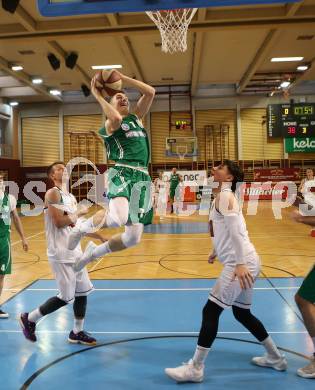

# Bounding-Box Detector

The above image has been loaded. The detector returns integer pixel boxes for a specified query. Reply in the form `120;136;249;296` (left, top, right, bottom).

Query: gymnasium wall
240;108;283;160
63;114;104;164
13;94;315;167
18;108;312;165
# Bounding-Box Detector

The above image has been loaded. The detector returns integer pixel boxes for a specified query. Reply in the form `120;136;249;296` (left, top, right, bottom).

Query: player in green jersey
68;72;155;271
291;209;315;378
0;175;28;318
169;167;183;214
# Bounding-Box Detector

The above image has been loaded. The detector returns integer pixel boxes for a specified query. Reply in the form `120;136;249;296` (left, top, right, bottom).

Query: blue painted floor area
1;278;313;389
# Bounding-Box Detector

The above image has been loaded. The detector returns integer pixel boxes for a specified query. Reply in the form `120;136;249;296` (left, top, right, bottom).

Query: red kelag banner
254;168;300;182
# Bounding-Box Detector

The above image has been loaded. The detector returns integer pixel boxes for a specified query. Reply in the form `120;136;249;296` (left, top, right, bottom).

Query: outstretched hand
22;239;29;252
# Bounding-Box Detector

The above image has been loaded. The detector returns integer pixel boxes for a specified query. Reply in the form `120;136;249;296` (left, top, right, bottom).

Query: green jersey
99;113;150;168
0;193;11;235
0;193;11;275
170;173;180;189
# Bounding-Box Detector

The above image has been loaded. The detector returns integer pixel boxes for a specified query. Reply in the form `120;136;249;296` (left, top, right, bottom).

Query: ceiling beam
106;14;144;81
9;4;312;36
0;56;61;101
237;29;280;94
191;9;207;96
1;16;315;42
14;5;37;31
237;1;304;94
10;4;91;88
47;40;90;85
285;2;303;17
289;55;315;91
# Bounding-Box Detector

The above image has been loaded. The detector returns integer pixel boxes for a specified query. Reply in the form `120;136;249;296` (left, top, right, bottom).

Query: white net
146;8;198;54
176;145;189;161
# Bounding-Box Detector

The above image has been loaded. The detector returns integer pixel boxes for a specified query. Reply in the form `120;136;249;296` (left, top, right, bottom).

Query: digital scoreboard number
267;103;315;138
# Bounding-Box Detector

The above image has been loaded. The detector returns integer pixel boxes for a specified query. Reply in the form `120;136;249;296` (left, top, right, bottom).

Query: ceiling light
280;81;291;88
11;65;23;71
297;65;309;71
91;65;122;70
32;78;43;84
9;101;19;106
49;89;61;96
271;57;304;62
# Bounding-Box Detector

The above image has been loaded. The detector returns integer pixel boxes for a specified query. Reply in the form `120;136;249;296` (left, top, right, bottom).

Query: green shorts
0;237;11;275
297;265;315;303
170;187;176;200
107;166;153;225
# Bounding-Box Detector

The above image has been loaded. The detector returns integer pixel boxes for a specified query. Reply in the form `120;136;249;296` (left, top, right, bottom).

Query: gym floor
1;201;314;389
1;278;313;389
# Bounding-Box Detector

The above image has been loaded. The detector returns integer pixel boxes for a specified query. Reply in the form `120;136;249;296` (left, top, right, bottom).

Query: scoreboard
267;103;315;138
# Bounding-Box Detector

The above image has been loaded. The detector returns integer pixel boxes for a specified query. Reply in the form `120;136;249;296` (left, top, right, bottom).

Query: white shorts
49;261;94;303
209;256;260;309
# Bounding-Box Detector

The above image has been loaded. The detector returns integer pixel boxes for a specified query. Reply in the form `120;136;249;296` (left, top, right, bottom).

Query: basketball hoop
176;145;189;161
146;8;197;54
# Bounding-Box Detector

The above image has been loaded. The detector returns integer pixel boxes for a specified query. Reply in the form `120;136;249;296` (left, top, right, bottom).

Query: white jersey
155;178;166;193
209;189;257;266
44;187;82;263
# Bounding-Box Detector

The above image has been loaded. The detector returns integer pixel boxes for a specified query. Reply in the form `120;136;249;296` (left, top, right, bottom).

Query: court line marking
0;330;307;334
3;287;300;291
11;230;45;246
141;235;307;240
29;234;308;242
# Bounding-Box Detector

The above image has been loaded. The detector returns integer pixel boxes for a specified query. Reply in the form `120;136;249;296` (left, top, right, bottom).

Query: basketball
95;69;123;97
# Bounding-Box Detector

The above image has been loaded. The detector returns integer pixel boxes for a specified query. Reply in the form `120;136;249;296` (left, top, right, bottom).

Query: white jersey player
165;160;287;383
19;162;105;345
153;172;169;219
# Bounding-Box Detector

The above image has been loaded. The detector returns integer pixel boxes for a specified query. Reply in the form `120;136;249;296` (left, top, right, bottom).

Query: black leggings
73;296;87;319
197;300;269;348
39;296;87;319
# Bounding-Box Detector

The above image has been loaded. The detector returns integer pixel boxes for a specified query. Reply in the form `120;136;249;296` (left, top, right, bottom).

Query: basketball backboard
37;0;301;17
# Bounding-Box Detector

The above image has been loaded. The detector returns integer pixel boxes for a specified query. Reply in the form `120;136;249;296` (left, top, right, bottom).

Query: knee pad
40;296;67;316
121;224;143;248
202;300;223;321
232;305;251;322
73;296;87;318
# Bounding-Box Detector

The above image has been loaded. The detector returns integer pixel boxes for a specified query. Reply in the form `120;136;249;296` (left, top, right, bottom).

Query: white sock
192;345;210;369
28;308;43;323
262;336;281;359
92;241;112;258
73;318;84;334
78;218;95;234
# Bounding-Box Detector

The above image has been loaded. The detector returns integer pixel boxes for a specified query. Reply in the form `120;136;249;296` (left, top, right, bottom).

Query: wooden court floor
2;201;314;304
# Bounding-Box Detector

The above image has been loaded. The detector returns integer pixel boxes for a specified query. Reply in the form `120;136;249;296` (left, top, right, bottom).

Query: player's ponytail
223;160;244;193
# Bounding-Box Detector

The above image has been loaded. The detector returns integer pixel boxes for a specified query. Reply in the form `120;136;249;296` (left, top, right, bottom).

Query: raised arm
90;76;122;134
120;74;155;120
46;188;77;229
298;178;306;193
